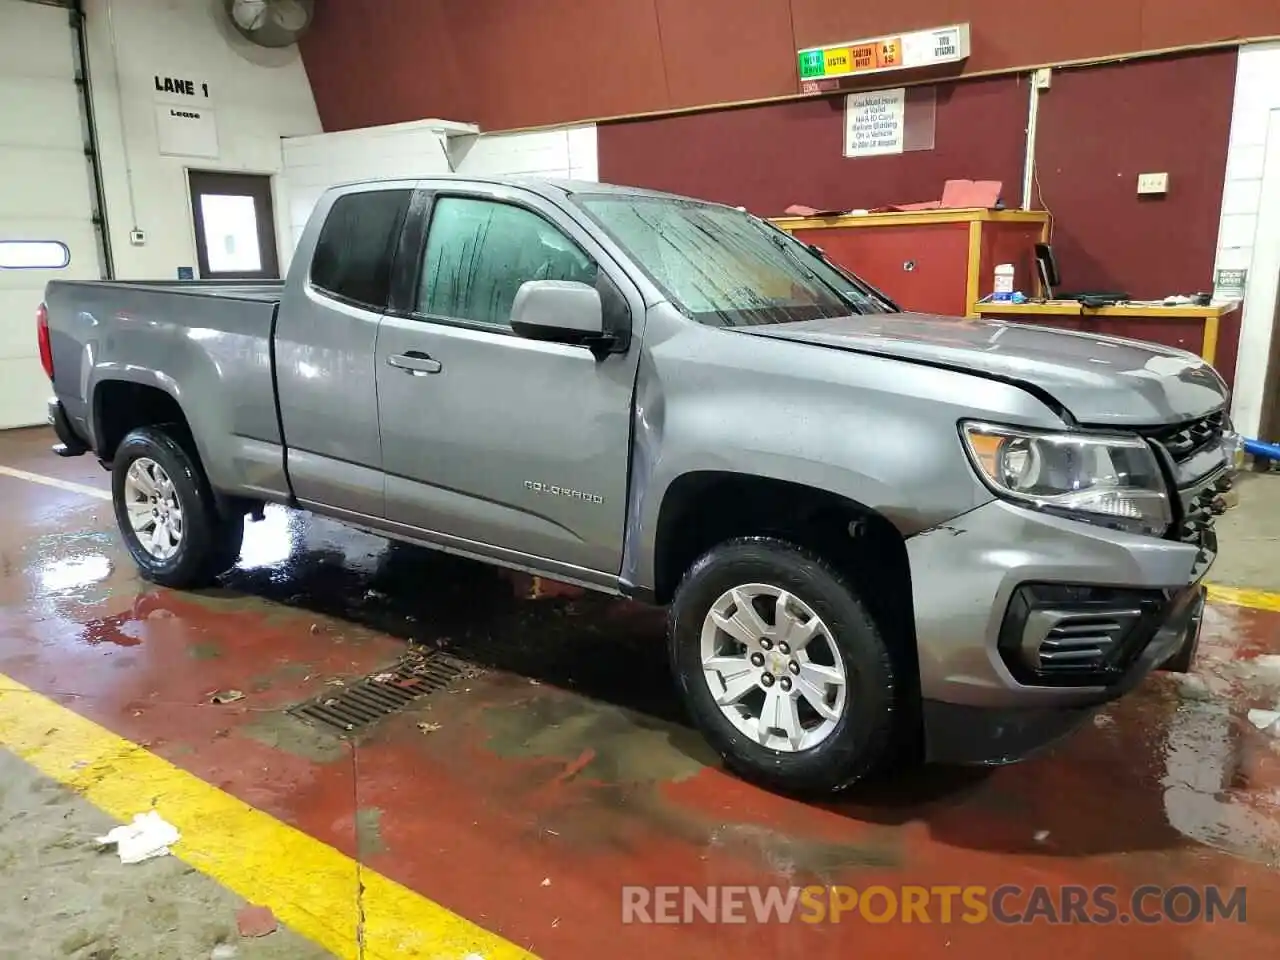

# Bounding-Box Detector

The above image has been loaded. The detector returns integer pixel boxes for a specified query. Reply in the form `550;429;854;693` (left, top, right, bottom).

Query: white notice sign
844;88;906;158
154;103;220;158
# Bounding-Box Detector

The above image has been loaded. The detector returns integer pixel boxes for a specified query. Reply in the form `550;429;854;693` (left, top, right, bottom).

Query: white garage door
0;0;100;429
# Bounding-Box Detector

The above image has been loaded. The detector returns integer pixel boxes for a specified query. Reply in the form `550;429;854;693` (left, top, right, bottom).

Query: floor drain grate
288;652;469;735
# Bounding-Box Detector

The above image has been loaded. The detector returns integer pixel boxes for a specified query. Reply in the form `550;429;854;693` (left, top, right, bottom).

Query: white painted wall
451;126;599;181
84;0;321;279
1215;41;1280;438
281;121;599;254
281;119;463;259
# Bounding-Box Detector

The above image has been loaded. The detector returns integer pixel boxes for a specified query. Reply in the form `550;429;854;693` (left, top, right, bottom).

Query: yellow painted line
0;673;537;960
1206;584;1280;614
0;463;110;501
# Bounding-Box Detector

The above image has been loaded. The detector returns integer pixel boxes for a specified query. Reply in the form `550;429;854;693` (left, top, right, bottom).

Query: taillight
36;302;53;380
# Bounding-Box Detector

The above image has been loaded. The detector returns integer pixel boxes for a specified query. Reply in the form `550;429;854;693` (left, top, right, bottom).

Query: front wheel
668;537;899;795
111;426;244;589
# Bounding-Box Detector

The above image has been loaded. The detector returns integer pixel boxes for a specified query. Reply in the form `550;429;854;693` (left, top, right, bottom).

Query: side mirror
510;280;606;345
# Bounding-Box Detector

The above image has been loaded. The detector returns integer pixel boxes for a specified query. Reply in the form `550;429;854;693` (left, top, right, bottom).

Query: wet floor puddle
6;503;1280;872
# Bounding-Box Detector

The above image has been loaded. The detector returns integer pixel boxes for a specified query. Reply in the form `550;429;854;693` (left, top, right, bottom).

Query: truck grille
1148;410;1226;463
1176;482;1223;580
1140;406;1230;579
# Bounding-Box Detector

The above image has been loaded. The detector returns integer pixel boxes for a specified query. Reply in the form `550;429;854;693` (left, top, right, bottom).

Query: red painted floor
2;427;1279;958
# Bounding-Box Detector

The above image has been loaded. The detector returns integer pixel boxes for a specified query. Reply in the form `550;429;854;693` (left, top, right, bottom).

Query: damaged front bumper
906;496;1213;766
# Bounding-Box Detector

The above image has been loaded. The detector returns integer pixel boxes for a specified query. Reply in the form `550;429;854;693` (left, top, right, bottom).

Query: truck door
375;186;642;583
275;185;414;517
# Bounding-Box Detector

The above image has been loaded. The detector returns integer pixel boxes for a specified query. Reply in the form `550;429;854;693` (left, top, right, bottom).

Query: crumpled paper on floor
95;811;181;864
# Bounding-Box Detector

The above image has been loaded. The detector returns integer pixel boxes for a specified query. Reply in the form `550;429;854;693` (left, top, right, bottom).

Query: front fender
619;317;1065;593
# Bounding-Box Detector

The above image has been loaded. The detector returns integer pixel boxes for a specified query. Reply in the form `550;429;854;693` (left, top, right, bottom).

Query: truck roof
327;174;720;208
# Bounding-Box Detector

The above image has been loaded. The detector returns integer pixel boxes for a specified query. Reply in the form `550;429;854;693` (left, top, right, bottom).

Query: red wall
299;0;1277;133
597;75;1028;215
597;50;1236;303
1031;51;1236;298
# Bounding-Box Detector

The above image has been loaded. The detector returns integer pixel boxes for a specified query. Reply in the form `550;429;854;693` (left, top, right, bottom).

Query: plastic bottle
993;263;1015;301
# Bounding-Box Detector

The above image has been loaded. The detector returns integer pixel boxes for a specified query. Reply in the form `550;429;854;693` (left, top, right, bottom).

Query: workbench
772;208;1051;318
975;300;1242;389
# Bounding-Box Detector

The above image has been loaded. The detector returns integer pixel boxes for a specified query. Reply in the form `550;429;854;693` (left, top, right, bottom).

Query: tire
668;537;898;795
209;518;245;574
111;426;245;589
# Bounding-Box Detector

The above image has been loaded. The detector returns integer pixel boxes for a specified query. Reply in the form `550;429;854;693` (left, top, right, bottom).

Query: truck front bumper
907;497;1211;765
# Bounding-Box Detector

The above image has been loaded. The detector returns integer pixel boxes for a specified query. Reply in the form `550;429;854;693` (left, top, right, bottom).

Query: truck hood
735;312;1228;427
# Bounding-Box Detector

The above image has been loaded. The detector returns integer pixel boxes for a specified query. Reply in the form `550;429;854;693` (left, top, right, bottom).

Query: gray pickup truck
41;176;1235;793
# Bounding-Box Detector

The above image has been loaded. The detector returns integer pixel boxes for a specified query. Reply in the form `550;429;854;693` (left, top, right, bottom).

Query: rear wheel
112;426;244;588
668;537;899;795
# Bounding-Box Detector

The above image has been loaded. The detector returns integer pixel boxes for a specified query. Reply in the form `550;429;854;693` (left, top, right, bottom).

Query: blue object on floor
1243;438;1280;460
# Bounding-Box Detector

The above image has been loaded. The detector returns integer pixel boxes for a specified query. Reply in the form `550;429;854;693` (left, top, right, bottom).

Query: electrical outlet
129;229;147;246
1137;172;1169;195
1033;67;1052;90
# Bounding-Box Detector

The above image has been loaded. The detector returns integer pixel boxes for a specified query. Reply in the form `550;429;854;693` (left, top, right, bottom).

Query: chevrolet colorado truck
40;177;1234;794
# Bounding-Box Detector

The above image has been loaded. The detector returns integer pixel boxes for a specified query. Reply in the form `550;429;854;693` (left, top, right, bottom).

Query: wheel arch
649;471;919;723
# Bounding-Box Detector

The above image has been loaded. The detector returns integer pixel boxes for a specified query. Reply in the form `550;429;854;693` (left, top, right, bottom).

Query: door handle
387;352;442;376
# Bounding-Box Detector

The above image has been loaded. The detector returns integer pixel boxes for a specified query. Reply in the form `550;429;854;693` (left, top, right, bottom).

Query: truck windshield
574;194;895;326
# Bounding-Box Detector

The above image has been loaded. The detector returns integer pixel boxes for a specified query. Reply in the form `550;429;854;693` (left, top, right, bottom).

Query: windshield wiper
758;220;898;313
762;229;865;314
801;241;899;312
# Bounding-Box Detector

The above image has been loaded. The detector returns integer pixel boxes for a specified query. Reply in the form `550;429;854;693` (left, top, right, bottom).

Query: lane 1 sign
798;23;970;83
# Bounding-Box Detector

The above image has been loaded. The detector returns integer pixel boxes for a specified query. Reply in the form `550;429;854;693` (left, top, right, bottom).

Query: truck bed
44;277;289;503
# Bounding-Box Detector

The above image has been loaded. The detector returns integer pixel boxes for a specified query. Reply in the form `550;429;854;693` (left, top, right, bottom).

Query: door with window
375;189;642;579
274;186;414;516
188;171;280;280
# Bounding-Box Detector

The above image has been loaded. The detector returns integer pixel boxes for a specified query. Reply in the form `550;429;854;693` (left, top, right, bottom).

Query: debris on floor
417;721;441;734
1173;673;1213;701
1238;655;1280;685
555;748;595;784
235;904;278;939
1248;707;1280;735
210;945;237;960
210;690;245;705
95;811;181;864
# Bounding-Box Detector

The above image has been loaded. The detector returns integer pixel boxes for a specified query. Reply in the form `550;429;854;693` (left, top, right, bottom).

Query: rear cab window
310;189;412;310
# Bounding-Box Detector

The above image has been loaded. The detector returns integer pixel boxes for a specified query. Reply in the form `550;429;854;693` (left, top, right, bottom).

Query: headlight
961;421;1171;537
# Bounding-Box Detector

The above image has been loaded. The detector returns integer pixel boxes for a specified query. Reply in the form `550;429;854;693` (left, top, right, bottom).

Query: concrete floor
0;751;332;960
2;426;1280;958
1203;470;1280;591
